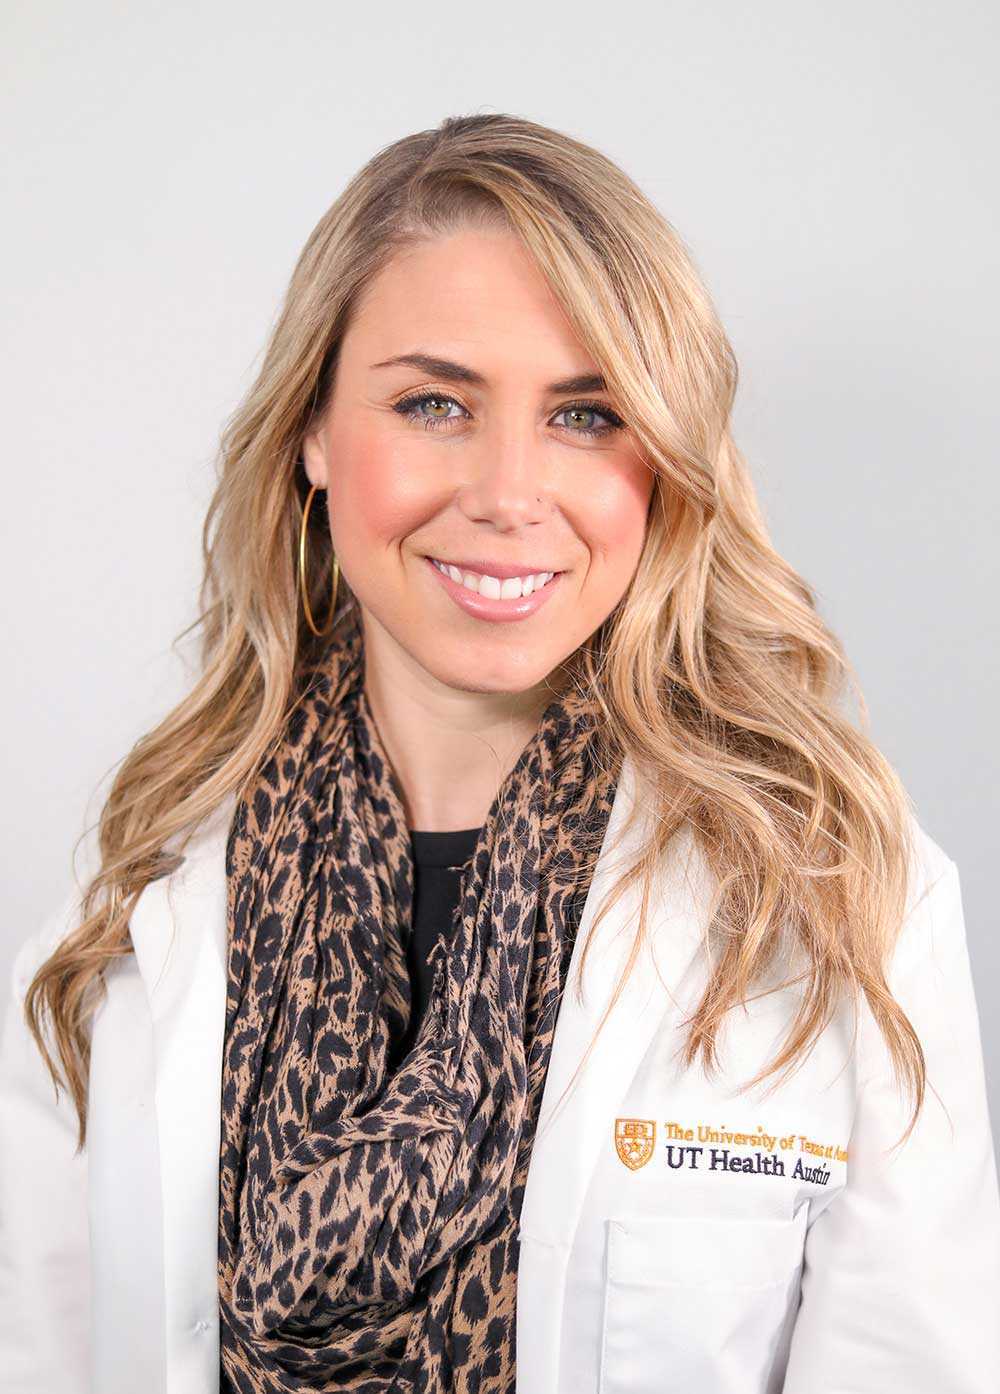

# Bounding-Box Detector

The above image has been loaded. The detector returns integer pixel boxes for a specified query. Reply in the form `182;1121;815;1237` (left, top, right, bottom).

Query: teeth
431;559;555;599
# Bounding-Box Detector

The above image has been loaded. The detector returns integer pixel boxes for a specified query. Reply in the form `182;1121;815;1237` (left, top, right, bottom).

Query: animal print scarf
217;604;619;1392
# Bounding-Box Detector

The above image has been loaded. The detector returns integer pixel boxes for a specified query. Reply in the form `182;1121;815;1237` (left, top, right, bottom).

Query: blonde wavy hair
25;111;921;1153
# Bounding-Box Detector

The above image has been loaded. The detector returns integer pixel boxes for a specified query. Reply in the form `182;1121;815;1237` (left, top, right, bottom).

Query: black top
397;825;481;1059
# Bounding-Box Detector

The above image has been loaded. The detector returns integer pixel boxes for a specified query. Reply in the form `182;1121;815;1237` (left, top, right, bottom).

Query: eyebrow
370;351;608;396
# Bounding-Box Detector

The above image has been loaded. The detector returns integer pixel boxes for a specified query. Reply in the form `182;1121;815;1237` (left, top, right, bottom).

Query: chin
413;643;561;697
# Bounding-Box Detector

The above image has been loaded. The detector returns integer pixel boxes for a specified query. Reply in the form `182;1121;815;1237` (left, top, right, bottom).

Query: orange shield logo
615;1117;656;1170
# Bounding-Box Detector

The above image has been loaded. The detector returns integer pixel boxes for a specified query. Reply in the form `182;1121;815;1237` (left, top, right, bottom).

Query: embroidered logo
615;1117;656;1170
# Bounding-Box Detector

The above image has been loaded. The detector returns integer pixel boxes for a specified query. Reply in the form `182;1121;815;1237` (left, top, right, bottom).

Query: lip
422;555;564;623
425;555;563;580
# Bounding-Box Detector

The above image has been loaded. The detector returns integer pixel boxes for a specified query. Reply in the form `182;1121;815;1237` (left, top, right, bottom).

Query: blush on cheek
331;442;435;555
575;465;655;568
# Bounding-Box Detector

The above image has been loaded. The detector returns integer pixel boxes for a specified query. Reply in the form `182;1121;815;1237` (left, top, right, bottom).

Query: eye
392;392;468;431
391;391;626;439
552;400;625;439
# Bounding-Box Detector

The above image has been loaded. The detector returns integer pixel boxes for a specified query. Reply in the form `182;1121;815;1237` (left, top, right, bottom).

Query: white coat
1;753;999;1393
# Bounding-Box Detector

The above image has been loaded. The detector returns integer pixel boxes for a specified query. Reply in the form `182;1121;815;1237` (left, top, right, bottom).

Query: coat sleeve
0;878;94;1392
781;833;1000;1392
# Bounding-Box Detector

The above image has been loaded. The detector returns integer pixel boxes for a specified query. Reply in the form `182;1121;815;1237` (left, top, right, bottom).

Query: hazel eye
553;402;625;438
391;390;625;439
393;392;466;430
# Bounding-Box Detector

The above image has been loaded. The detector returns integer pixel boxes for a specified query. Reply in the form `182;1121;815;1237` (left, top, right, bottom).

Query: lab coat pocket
598;1210;807;1394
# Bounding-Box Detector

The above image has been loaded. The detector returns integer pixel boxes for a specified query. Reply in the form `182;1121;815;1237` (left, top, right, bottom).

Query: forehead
342;228;593;379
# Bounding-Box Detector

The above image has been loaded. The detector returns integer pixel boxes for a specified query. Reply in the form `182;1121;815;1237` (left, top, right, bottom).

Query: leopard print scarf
217;606;619;1392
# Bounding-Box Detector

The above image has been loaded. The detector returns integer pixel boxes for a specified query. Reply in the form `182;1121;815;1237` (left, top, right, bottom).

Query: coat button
193;1319;210;1333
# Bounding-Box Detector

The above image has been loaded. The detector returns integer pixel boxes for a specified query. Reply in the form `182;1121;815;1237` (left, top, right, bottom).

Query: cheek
576;459;655;571
327;431;432;551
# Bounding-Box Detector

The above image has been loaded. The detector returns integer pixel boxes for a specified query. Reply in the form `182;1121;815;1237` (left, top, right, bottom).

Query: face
301;226;655;699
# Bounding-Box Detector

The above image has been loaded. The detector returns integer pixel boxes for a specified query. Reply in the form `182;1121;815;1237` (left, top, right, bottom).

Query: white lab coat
1;753;999;1393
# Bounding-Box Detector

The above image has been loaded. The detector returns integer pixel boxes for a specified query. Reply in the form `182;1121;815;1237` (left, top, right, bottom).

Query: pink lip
426;555;562;580
423;556;564;623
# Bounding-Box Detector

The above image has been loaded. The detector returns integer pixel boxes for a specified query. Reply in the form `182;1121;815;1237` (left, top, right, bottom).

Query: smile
429;557;557;599
423;555;565;624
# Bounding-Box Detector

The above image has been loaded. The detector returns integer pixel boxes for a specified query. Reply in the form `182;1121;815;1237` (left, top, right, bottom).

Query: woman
1;112;997;1394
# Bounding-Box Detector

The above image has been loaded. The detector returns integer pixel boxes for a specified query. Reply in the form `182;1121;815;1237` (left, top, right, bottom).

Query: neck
359;610;569;832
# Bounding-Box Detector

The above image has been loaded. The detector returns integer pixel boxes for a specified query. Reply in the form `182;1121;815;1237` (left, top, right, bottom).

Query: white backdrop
2;0;997;1143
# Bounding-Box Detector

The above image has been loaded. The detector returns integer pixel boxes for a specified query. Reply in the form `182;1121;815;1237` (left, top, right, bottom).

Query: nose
456;426;551;531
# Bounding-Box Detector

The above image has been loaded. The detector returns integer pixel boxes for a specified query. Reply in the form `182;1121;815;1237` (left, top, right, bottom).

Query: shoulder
8;837;102;1010
9;791;237;1010
905;812;956;905
892;811;966;983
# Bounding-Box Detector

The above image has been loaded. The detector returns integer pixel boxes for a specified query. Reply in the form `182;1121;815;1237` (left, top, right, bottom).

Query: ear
301;422;329;489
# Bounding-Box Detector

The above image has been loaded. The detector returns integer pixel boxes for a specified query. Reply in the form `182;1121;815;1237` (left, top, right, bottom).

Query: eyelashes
391;390;626;440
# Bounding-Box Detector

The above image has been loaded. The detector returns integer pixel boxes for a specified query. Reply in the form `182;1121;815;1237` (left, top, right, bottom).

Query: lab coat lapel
515;754;716;1391
128;792;236;1383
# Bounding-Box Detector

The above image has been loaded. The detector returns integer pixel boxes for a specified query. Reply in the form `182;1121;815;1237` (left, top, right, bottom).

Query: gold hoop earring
298;482;340;637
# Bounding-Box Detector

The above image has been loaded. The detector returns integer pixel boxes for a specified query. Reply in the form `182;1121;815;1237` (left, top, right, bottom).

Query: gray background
2;1;996;1144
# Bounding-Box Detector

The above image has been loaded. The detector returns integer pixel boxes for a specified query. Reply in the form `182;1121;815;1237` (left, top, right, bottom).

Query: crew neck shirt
397;825;481;1058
